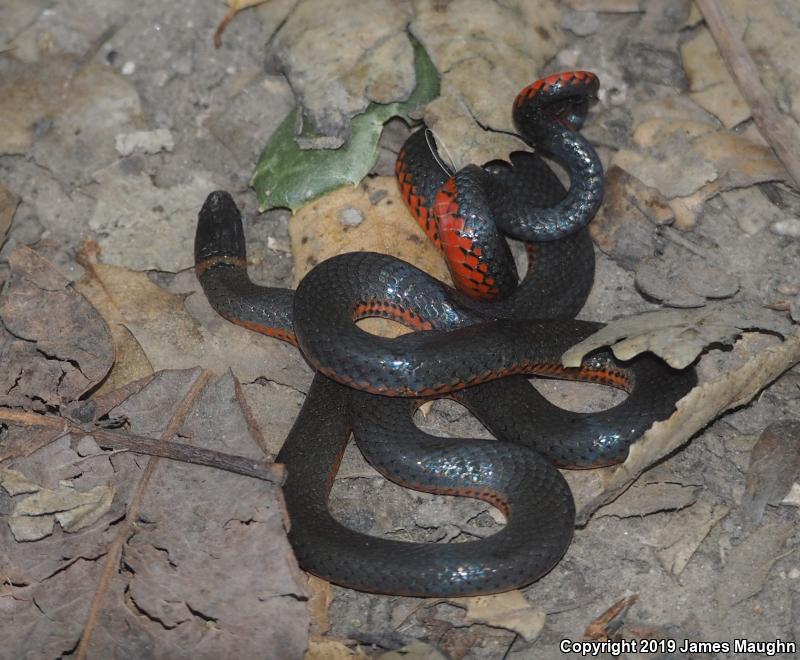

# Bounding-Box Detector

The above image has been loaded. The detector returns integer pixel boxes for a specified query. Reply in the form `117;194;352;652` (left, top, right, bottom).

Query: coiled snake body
194;72;695;597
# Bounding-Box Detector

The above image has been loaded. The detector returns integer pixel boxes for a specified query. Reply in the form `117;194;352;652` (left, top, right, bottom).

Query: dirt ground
1;1;800;659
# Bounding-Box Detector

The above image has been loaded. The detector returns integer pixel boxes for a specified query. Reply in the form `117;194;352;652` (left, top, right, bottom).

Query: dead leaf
613;114;719;200
412;0;563;167
740;421;800;525
447;591;545;643
0;467;39;495
0;182;19;246
265;0;415;147
584;595;638;641
290;177;451;338
263;0;563;165
0;246;114;410
634;248;739;308
0;369;309;657
214;1;270;48
8;482;114;541
596;476;700;519
589;166;673;270
76;259;312;392
76;242;154;396
611;88;789;229
569;332;800;523
781;483;800;508
0;56;143;170
653;498;730;576
307;574;334;635
681;27;750;128
715;521;794;614
681;1;800;141
562;302;792;370
0;423;66;464
306;637;369;659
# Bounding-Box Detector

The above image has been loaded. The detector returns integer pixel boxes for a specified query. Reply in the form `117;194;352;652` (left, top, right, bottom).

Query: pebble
561;10;599;36
121;61;136;75
115;128;175;156
771;219;800;238
339;207;364;227
777;282;800;295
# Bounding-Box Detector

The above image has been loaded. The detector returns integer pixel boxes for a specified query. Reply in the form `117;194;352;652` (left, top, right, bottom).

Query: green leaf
252;40;440;213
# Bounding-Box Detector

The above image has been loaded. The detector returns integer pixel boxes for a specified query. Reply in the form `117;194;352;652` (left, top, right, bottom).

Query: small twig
0;408;285;485
695;0;800;189
91;428;285;485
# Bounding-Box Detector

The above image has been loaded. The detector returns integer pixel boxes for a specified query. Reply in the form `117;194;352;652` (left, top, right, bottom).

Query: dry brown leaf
290;176;451;338
653;498;730;576
0;182;19;245
740;421;800;525
0;57;143;163
715;520;794;614
214;0;270;48
412;0;563;167
613;114;719;200
611;88;789;229
264;0;562;164
583;595;638;642
634;250;738;308
570;333;800;523
596;477;700;519
447;591;545;643
1;370;309;657
265;0;414;147
0;467;39;495
681;27;750;128
0;246;114;410
682;1;800;139
77;259;311;392
781;483;800;508
306;637;369;659
589;165;673;270
562;302;792;370
76;243;153;397
7;481;114;541
306;574;334;635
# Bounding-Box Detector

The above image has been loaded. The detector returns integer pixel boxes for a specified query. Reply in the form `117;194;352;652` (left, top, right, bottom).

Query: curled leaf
562;302;792;370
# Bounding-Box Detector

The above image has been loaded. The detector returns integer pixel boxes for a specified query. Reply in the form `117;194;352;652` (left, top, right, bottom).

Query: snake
194;71;696;597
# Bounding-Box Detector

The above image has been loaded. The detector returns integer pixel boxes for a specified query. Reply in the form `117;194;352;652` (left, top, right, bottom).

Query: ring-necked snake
194;71;696;597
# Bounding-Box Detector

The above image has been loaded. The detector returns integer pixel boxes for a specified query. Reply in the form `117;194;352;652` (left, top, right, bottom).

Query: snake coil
194;71;695;596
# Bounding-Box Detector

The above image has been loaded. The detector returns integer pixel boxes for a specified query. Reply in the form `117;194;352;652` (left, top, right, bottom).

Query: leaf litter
739;421;800;526
0;247;307;657
4;0;800;655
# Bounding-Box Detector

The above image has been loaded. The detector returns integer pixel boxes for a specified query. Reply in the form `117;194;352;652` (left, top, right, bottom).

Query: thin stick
91;428;286;485
695;0;800;189
0;409;285;485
